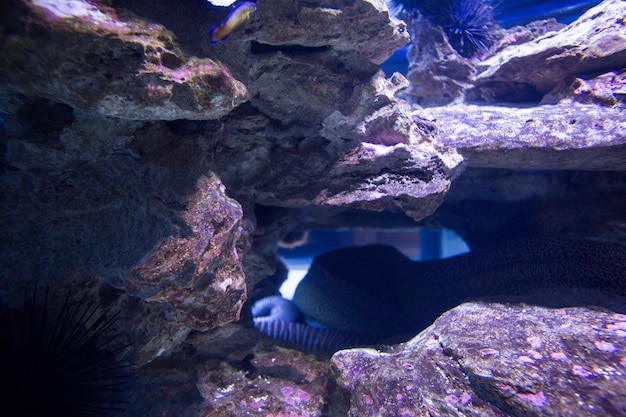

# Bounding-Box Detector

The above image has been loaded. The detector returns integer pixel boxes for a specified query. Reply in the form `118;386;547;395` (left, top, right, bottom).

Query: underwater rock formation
197;348;335;417
404;0;626;105
0;0;248;120
470;0;626;103
1;0;625;415
126;173;246;332
0;0;450;340
333;302;626;416
423;103;626;170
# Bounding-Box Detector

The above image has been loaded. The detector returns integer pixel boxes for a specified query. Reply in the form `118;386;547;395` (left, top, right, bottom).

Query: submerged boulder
333;302;626;417
470;0;626;103
0;0;248;120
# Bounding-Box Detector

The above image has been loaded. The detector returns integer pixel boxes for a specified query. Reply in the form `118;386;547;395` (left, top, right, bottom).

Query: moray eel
253;238;626;350
252;295;378;351
251;295;301;324
209;2;256;44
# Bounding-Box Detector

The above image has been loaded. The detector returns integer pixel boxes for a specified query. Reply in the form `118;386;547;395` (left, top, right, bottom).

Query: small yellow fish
209;2;257;44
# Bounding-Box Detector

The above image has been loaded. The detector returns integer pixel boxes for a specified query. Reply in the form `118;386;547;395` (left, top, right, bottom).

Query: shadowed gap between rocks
251;237;626;352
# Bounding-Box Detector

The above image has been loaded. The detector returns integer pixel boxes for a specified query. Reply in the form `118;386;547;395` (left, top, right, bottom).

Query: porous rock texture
333;302;626;417
0;0;248;120
423;103;626;170
404;0;626;246
469;0;626;103
0;0;462;414
1;0;626;415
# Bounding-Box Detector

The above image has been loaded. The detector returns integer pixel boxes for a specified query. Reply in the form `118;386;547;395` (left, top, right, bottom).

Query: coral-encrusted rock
248;0;409;65
201;0;409;130
404;19;476;106
469;0;626;103
128;173;245;331
0;0;248;120
207;70;463;222
197;348;334;417
423;103;626;170
332;302;626;417
315;72;462;219
544;70;626;106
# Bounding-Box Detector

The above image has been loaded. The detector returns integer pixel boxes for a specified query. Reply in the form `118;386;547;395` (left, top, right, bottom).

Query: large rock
470;0;626;103
0;0;248;120
249;0;409;64
423;103;626;170
207;71;463;222
197;348;334;417
404;19;476;106
1;0;442;382
404;0;626;106
127;173;246;331
333;302;626;417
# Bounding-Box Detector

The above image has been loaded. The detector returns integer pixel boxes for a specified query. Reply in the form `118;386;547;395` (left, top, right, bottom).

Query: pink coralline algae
607;321;626;337
445;394;460;407
594;340;618;353
517;391;547;407
572;364;593;378
280;386;310;406
496;382;514;392
550;352;568;360
480;348;499;357
527;335;543;349
518;355;535;364
607;322;626;330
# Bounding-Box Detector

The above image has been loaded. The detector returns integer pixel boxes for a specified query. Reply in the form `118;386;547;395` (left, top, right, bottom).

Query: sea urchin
390;0;497;57
0;289;132;417
438;0;496;57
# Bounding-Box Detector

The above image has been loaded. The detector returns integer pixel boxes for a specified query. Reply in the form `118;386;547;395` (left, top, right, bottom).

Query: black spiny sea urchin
390;0;497;57
437;0;497;57
0;289;132;417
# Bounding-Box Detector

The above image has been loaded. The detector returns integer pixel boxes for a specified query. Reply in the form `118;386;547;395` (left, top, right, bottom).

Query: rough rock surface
404;19;476;106
0;0;248;120
333;302;626;417
0;0;457;339
470;0;626;103
423;103;626;170
123;324;348;416
404;0;626;106
127;173;246;332
1;0;626;415
197;348;333;417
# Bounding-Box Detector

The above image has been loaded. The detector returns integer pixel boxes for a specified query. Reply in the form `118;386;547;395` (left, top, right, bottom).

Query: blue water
495;0;603;27
381;0;603;76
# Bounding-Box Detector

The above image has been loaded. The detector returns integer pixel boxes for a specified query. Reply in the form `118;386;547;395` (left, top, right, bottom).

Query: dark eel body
253;238;626;350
